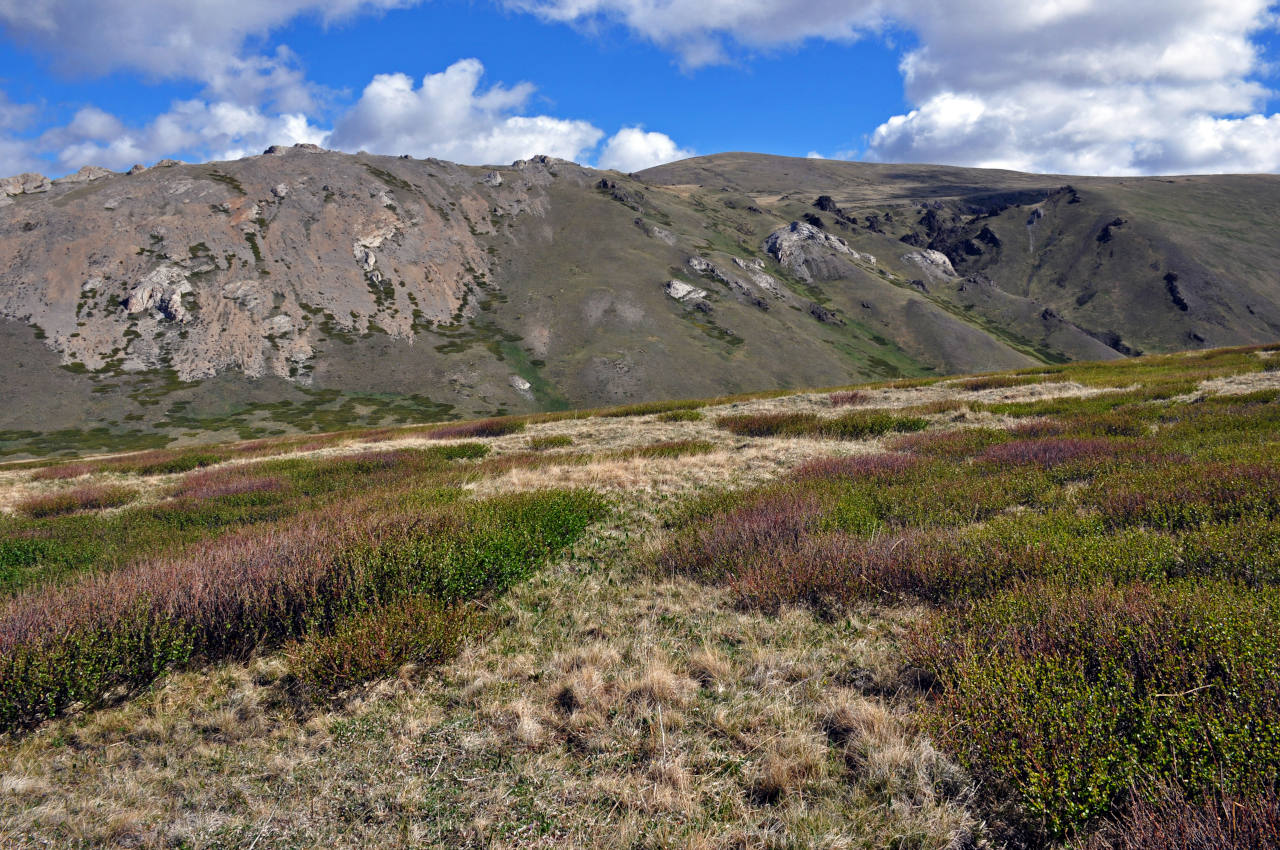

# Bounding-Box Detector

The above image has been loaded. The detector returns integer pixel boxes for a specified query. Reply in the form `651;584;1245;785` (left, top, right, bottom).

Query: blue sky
1;1;1278;177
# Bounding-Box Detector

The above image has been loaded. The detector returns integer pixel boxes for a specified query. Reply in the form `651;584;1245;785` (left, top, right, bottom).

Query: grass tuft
528;435;574;450
656;409;704;422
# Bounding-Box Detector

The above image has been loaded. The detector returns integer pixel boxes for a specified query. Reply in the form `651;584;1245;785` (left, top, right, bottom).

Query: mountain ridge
2;146;1278;457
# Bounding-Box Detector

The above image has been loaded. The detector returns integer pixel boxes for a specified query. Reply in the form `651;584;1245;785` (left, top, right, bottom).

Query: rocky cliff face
0;146;567;383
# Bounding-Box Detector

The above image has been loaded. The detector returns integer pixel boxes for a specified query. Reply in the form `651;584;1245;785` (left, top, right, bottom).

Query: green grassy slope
639;153;1280;359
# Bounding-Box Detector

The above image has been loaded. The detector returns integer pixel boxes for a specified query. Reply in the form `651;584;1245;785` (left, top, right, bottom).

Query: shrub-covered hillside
0;343;1277;848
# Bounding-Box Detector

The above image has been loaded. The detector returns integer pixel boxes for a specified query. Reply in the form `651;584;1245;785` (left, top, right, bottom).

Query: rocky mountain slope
2;148;1278;456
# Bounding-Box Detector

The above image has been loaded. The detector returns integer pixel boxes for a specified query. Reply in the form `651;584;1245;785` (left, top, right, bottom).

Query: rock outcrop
684;255;780;310
53;166;113;185
1;172;52;196
732;257;786;299
0;150;551;382
764;221;874;281
634;217;677;246
902;249;958;281
123;266;194;323
664;280;707;301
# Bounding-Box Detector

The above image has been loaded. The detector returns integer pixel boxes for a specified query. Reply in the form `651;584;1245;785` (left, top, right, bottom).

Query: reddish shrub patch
828;390;868;407
1009;419;1070;438
889;428;1009;459
170;470;286;501
978;437;1134;468
659;487;828;583
29;462;96;481
17;484;138;518
792;453;920;482
1090;463;1280;530
424;418;526;440
956;374;1040;391
0;489;605;731
717;411;928;440
715;412;820;437
1084;787;1280;849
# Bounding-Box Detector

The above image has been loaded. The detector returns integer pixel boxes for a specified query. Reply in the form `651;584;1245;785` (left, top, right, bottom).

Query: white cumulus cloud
34;101;326;173
510;0;1280;174
5;58;617;175
507;0;886;68
0;0;420;109
864;0;1280;174
329;59;605;164
597;126;693;171
0;6;626;174
0;90;42;174
0;90;36;133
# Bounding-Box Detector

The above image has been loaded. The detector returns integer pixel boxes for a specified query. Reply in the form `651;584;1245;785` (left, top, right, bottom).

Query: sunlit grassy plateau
1;344;1278;848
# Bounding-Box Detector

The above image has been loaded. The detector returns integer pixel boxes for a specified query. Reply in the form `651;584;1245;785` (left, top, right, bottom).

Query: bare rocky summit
0;145;555;384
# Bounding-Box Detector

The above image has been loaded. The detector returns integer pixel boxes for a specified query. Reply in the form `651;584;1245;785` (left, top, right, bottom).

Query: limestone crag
686;256;783;310
664;280;707;301
732;257;787;299
764;221;874;282
902;249;958;282
0;146;565;381
123;265;194;323
53;166;114;185
634;217;677;246
1;172;52;196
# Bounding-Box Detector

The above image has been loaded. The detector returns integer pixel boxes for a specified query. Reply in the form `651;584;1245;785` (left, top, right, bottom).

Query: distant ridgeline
2;147;1279;457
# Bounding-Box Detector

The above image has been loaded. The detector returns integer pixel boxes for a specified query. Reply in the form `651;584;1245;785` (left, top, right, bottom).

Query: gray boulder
53;165;113;185
1;172;52;196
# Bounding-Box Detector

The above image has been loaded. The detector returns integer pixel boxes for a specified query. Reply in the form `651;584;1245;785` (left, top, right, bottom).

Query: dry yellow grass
0;448;978;849
1185;368;1280;398
0;370;1204;516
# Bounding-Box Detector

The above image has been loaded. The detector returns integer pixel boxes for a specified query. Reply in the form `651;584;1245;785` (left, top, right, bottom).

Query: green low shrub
656;409;704;422
596;399;704;418
0;489;609;731
294;597;483;694
910;581;1280;843
528;434;574;450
